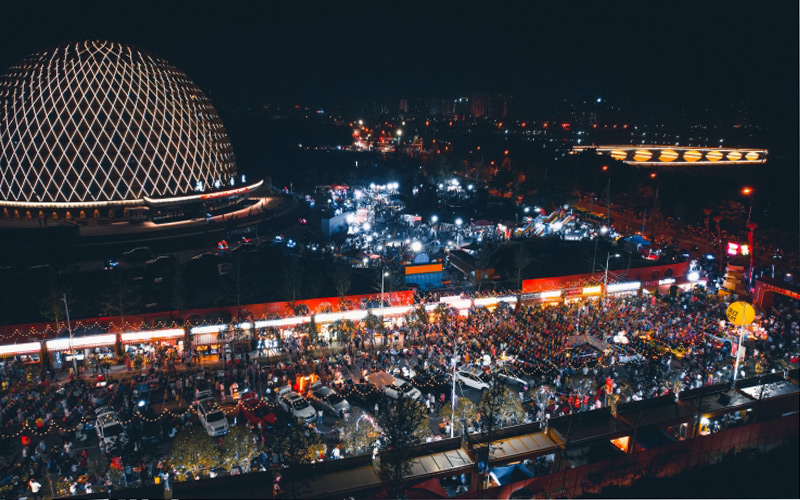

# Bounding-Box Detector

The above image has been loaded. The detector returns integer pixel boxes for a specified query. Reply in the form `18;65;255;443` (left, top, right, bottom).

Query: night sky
1;1;796;112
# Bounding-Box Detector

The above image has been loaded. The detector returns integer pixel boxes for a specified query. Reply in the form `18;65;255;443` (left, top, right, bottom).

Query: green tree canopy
169;425;220;478
378;396;428;499
220;424;259;471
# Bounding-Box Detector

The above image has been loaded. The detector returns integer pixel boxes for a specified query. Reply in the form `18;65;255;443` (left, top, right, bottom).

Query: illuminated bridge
572;145;767;166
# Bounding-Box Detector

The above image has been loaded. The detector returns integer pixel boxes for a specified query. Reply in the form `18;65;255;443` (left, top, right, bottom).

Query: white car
95;409;129;451
456;367;492;391
383;378;422;401
308;384;351;417
196;398;230;436
280;392;316;422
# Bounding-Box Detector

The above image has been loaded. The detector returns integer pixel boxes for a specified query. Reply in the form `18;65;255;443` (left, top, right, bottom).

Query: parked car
92;383;114;406
412;369;452;395
342;380;383;410
382;378;422;401
240;391;278;426
308;383;351;417
495;365;530;389
456;367;492;391
195;398;229;436
95;409;129;452
279;391;316;422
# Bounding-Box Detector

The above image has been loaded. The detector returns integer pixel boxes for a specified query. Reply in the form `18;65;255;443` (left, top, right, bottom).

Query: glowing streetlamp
741;187;754;224
604;253;621;299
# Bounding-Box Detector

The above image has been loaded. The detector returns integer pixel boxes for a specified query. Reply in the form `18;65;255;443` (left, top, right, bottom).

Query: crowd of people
0;285;798;498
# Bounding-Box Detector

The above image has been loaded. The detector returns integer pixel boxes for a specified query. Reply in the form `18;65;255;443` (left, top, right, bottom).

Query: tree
38;273;70;331
476;375;525;471
440;397;478;434
274;419;324;497
220;425;259;471
363;311;383;348
332;264;352;300
169;426;220;480
510;243;533;291
170;261;191;311
475;242;497;291
332;319;356;345
378;396;428;499
305;315;319;346
280;256;304;312
99;269;141;326
433;304;454;326
342;413;381;456
413;305;428;327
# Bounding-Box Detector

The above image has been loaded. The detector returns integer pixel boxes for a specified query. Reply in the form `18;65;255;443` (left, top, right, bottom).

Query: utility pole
641;208;647;234
733;312;747;382
604;253;620;300
450;344;458;438
380;270;389;348
63;294;78;378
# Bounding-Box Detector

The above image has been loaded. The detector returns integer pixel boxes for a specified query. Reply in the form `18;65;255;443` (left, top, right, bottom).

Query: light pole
733;312;747;382
63;293;78;378
604;253;621;299
450;344;458;438
381;271;389;346
455;218;463;248
741;187;754;224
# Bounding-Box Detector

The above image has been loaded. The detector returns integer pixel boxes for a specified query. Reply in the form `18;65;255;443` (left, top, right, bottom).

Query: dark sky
1;0;797;115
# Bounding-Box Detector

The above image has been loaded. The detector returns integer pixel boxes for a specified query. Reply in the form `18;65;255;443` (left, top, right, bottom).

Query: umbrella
366;372;393;388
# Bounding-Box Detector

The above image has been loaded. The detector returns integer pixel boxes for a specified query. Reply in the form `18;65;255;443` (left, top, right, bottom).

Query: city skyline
1;2;796;113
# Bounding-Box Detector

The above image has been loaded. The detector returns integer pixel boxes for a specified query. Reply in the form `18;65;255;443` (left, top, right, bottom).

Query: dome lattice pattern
0;40;236;205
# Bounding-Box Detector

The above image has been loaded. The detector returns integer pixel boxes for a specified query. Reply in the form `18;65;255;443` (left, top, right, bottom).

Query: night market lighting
46;334;116;350
606;281;642;292
120;329;184;342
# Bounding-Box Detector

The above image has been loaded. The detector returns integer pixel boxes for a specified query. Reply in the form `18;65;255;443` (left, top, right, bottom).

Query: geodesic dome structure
0;40;237;207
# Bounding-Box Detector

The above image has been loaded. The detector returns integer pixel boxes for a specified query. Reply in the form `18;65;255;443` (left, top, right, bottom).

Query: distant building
470;93;488;118
398;99;409;114
454;97;470;120
321;211;353;238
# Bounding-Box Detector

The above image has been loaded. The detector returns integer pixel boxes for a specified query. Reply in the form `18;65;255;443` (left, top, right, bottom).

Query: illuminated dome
0;40;236;207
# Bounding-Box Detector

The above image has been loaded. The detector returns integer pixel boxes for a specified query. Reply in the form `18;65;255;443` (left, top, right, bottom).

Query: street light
450;343;458;438
431;215;438;224
380;271;390;346
63;293;78;378
604;253;621;299
741;187;754;224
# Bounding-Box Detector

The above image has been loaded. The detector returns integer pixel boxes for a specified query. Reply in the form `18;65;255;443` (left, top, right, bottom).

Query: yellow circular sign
726;301;756;326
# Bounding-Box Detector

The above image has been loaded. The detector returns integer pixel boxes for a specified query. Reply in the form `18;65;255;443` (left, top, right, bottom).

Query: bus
585;212;613;227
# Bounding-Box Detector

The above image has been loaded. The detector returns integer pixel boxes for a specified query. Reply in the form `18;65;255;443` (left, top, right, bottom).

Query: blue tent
489;463;535;485
626;234;651;246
